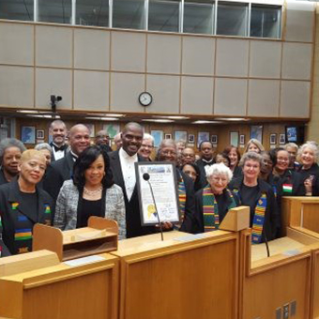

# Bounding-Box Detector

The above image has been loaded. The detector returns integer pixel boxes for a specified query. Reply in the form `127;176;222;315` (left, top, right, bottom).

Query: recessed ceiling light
85;117;118;121
142;119;175;123
192;120;223;124
215;117;249;121
87;113;125;118
153;115;189;120
17;110;39;114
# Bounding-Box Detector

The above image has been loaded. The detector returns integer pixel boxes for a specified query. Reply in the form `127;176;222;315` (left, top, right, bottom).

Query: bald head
69;124;91;155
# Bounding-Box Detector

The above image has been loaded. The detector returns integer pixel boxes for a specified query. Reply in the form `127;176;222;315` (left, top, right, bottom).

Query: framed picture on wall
36;130;44;139
230;132;239;147
21;126;36;144
85;124;95;138
279;133;286;145
250;125;263;143
211;135;218;144
270;134;276;145
198;132;210;148
103;124;120;139
164;134;172;140
174;131;187;143
151;130;163;148
239;134;245;145
188;134;195;144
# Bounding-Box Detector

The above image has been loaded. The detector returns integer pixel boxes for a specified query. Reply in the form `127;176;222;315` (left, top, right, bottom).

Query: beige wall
0;0;315;121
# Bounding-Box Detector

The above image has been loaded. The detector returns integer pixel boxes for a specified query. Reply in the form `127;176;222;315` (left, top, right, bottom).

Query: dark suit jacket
0;169;8;186
108;150;154;238
49;142;68;162
0;180;54;256
196;158;215;188
43;151;74;201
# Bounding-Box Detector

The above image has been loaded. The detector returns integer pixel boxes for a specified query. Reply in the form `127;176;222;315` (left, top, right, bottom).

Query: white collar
119;147;138;161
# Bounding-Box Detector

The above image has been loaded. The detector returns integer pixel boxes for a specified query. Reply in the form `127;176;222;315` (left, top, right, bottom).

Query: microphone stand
146;179;164;241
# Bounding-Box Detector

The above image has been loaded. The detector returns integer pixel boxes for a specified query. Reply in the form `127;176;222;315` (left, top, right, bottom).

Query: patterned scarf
232;188;267;244
202;186;237;232
178;177;186;222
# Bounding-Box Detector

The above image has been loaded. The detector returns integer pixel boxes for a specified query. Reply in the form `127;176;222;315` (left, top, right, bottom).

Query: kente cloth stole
202;187;236;232
232;188;267;244
251;193;267;244
178;178;186;222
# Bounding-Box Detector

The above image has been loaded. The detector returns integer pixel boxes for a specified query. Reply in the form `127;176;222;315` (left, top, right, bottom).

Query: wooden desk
282;197;319;235
0;252;119;319
240;228;319;319
111;230;241;319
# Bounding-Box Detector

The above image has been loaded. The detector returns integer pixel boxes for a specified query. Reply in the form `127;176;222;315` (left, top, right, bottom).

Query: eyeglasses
96;135;109;139
141;144;153;149
162;151;177;156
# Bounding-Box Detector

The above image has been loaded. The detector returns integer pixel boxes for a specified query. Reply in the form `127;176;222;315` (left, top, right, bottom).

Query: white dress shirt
119;148;138;201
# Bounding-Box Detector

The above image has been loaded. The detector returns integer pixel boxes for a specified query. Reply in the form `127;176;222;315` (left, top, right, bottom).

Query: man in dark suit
196;141;215;188
44;124;90;201
108;122;152;238
49;120;68;162
95;129;112;153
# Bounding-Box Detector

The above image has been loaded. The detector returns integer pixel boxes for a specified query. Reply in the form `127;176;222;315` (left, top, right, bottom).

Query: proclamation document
135;162;180;226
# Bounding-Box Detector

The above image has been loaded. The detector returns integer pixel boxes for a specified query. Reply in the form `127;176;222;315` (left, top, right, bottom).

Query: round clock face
139;92;152;106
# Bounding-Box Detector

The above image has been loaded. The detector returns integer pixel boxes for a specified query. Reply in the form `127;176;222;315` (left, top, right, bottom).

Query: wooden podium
282;197;319;235
111;229;242;319
239;227;319;319
0;250;119;319
33;216;118;261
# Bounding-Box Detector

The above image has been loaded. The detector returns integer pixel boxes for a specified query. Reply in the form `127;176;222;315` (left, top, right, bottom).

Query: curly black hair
72;145;114;190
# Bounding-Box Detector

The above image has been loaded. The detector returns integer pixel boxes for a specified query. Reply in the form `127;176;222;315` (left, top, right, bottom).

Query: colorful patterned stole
232;188;267;244
178;177;186;222
251;193;267;244
202;186;237;232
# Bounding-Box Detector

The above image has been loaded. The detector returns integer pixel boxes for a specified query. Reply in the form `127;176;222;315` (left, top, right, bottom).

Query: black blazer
295;164;319;196
229;177;279;242
0;169;8;186
196;158;215;188
43;151;74;201
177;169;197;234
49;142;68;162
0;180;54;257
108;150;154;238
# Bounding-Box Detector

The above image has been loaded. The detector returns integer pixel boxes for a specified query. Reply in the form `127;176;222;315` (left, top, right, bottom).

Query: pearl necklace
83;186;103;197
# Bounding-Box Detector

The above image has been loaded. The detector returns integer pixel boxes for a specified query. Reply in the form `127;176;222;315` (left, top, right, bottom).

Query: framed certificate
135;162;180;226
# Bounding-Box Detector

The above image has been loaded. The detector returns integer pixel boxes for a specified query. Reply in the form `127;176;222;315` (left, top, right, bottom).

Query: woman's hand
304;175;314;195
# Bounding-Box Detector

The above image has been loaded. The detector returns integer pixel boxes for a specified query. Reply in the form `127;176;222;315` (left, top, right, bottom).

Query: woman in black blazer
0;150;54;257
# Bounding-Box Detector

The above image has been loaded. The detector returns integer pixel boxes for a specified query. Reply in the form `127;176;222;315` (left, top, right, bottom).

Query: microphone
143;173;164;241
262;229;270;257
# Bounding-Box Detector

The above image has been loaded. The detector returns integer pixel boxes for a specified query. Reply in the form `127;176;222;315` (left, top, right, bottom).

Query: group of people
0;119;318;257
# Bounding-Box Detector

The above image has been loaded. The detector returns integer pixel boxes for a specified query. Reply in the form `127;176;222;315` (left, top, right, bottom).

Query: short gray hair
143;133;154;144
35;143;53;153
239;151;262;167
0;138;26;159
205;163;233;182
284;142;298;151
298;142;319;162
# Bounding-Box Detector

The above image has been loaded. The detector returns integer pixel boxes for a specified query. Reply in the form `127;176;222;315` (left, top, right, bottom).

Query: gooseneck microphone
143;173;164;241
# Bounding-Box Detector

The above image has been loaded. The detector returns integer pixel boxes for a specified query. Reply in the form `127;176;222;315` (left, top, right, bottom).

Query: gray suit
54;180;126;239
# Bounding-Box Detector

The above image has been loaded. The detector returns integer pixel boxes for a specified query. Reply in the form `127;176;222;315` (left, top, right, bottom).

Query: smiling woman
229;152;279;244
0;150;54;257
54;145;126;239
